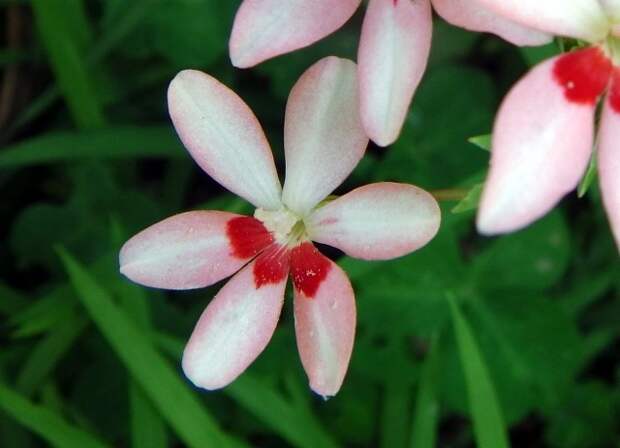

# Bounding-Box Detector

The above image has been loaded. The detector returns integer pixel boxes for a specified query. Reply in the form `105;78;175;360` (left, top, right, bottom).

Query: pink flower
474;0;620;250
119;57;440;397
228;0;550;146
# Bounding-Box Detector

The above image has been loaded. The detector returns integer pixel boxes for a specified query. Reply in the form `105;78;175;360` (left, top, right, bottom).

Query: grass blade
57;248;232;448
0;383;108;448
380;379;410;448
15;314;88;396
410;335;440;448
31;0;105;129
0;126;183;168
129;383;168;448
448;295;510;448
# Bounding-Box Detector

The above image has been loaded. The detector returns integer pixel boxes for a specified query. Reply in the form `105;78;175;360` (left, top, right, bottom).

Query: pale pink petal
358;0;432;146
307;183;440;260
120;212;273;290
182;258;287;390
476;0;608;41
292;245;355;397
598;70;620;250
168;70;282;210
229;0;361;68
477;49;613;234
282;57;368;215
432;0;552;46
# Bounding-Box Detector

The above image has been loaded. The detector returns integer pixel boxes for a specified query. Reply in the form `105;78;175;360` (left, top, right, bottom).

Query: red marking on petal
226;216;273;259
254;244;290;288
610;68;620;114
290;242;332;298
553;47;612;105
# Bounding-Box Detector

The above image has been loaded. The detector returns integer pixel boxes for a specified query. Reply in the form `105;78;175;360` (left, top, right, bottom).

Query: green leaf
6;0;154;138
520;42;560;66
379;379;411;448
0;383;108;448
379;66;494;188
31;0;105;129
468;134;491;151
57;249;233;448
545;382;617;448
448;296;510;448
451;183;483;214
129;384;168;448
577;151;597;198
0;127;183;167
15;314;88;396
473;210;571;292
410;335;441;448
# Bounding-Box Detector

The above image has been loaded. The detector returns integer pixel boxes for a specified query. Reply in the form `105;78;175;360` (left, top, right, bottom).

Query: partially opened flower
229;0;550;146
475;0;620;249
119;56;440;396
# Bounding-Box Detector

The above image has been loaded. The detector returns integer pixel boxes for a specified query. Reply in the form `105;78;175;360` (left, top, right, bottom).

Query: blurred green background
1;1;619;447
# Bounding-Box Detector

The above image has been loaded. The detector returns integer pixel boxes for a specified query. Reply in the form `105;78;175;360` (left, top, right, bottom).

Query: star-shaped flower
229;0;550;146
120;57;440;396
474;0;620;250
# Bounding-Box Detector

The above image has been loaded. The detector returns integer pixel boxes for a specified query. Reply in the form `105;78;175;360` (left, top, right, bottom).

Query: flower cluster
474;0;620;248
121;0;620;397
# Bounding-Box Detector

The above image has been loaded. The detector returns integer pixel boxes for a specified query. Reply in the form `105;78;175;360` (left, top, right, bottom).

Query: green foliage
1;2;619;448
449;296;509;448
58;249;232;448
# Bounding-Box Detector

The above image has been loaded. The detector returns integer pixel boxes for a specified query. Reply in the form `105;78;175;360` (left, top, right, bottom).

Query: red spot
226;216;273;259
609;69;620;114
253;244;290;288
290;243;332;298
553;47;612;105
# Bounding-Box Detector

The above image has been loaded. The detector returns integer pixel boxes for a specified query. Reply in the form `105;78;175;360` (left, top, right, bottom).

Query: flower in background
119;56;440;397
229;0;550;146
475;0;620;250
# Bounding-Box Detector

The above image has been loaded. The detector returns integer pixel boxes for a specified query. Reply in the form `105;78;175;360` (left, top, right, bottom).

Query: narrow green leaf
451;183;483;214
448;296;510;448
0;383;108;448
577;151;597;198
6;0;153;139
57;249;232;448
380;379;411;448
15;314;88;396
31;0;105;129
129;384;168;448
0;127;183;168
410;335;441;448
468;134;491;151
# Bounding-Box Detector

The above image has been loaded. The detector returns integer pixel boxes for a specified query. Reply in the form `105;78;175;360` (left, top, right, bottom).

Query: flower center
254;207;307;246
606;34;620;64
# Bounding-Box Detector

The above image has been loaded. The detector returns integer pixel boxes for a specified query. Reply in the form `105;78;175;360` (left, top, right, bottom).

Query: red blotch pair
226;216;331;297
553;47;620;112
